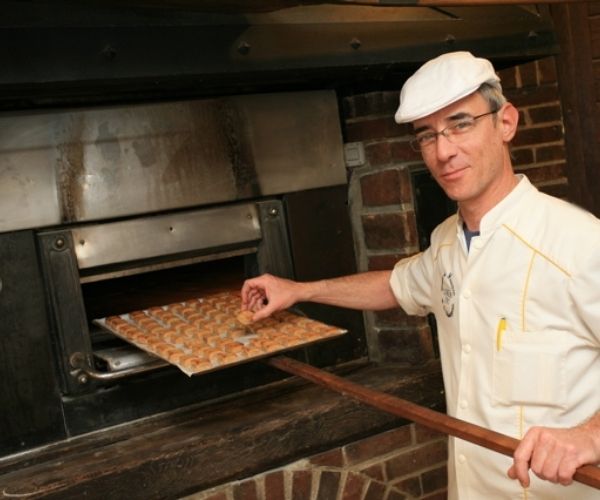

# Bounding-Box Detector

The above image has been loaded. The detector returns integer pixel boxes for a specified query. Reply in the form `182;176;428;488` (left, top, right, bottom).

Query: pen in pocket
496;317;507;351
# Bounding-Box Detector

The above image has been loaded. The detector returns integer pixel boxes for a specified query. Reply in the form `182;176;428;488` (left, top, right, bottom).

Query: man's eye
452;120;474;132
417;133;436;144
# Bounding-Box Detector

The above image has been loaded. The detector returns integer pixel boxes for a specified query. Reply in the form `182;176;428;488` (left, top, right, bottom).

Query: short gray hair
477;81;506;112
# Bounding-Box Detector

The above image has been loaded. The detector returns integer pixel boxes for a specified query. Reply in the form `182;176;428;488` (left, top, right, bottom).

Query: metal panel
0;231;66;454
0;91;346;232
0;114;61;231
72;202;262;269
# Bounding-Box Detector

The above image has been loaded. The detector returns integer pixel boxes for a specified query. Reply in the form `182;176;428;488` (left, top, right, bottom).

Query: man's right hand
240;274;305;321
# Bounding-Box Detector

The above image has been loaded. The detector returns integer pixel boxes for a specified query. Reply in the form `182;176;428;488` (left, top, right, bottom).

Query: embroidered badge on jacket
441;272;456;317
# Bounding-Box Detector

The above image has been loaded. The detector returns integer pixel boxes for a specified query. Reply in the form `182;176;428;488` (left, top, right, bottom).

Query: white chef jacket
390;175;600;499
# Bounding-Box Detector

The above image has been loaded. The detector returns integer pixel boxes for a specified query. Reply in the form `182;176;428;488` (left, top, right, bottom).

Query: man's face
412;92;516;207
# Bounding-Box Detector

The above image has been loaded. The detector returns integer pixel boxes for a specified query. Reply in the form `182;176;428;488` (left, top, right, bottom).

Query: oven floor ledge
0;360;444;500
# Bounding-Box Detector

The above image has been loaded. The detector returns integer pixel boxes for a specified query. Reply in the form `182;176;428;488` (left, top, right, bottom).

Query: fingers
530;431;577;486
245;287;267;312
241;276;265;308
240;273;290;321
509;426;585;488
509;428;537;488
241;274;271;311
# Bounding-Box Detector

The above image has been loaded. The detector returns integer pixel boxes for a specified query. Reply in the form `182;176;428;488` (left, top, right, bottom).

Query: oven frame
37;198;294;396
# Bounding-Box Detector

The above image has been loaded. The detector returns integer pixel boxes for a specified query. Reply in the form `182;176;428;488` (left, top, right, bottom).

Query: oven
0;89;366;452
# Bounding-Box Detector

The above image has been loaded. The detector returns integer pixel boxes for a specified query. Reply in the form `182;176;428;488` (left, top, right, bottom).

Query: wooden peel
265;355;600;490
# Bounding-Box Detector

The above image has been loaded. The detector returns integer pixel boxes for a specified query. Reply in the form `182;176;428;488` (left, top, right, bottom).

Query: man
241;51;600;498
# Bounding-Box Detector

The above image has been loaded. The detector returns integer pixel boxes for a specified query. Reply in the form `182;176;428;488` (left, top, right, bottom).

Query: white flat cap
394;51;500;124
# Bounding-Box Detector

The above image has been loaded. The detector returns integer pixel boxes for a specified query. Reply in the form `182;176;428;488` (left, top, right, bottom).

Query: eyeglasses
409;109;499;152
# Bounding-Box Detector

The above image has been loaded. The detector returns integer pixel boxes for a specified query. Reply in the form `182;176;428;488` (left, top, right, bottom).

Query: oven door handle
70;352;169;382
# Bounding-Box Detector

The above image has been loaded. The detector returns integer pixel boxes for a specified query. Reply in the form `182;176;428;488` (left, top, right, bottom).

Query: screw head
238;41;251;55
350;37;361;50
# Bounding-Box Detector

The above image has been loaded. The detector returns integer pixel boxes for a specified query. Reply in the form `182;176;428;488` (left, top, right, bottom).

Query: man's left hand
508;421;600;487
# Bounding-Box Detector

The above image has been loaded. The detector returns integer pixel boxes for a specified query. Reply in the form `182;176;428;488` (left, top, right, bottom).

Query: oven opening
82;254;254;373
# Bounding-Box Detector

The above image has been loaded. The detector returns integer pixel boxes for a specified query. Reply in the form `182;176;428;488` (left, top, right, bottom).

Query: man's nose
434;132;458;161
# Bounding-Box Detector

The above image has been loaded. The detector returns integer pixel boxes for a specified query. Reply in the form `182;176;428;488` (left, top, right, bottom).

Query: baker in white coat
241;51;600;499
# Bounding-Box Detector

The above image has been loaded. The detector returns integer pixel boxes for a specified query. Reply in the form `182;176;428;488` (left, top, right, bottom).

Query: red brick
529;104;563;124
414;424;446;444
518;163;566;184
345;117;401;142
362;212;418;250
512;124;563;147
358;92;397;117
377;326;435;365
365;142;393;166
361;168;412;206
315;470;341;500
537;57;557;85
341;472;367;500
353;94;370;118
360;463;385;482
363;480;387;500
264;471;285;500
292;470;312;500
391;475;422;497
310;448;344;467
385;440;448;480
519;61;538;88
539;181;568;199
367;253;406;271
505;85;560;108
498;66;517;90
390;140;423;162
344;426;412;466
374;308;427;328
386;490;407;500
203;492;228;500
511;147;534;167
233;479;258;500
536;144;566;163
383;91;401;115
422;465;448;494
421;491;448;500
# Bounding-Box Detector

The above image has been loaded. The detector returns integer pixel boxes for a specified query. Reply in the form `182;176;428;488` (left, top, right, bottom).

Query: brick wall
183;425;447;500
184;57;566;500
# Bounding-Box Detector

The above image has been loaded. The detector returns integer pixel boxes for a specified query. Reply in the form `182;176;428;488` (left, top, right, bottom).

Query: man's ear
500;103;519;142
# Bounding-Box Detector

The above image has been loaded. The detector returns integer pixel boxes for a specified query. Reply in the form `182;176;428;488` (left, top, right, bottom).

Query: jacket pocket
492;328;567;409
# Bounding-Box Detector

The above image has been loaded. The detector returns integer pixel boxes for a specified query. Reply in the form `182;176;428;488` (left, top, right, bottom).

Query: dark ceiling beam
0;3;558;108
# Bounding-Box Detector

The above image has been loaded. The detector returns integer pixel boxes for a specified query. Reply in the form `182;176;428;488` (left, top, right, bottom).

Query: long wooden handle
266;355;600;490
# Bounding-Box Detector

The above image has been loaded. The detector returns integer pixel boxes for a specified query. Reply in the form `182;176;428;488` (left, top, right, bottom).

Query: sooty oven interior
0;1;557;457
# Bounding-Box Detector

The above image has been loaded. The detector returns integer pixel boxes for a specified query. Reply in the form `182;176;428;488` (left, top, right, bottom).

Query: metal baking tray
94;291;346;376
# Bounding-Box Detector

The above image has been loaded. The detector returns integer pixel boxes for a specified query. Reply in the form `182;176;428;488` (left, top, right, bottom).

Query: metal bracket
69;351;169;382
